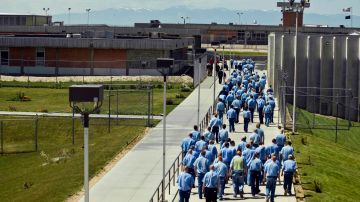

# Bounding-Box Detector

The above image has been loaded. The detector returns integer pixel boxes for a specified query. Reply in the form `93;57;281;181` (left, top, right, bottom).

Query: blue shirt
248;99;256;109
257;98;265;109
219;129;229;142
203;171;219;188
249;158;262;171
242;148;255;167
181;137;195;153
227;108;237;119
194;156;210;174
255;146;267;161
275;134;286;146
243;110;251;119
264;105;272;114
256;128;265;143
205;150;215;163
182;153;196;169
232;99;242;109
280;146;294;161
282;160;297;172
216;102;225;112
221;147;234;163
214;161;228;177
191;130;201;142
268;100;276;110
195;140;208;153
204;131;215;143
226;94;235;104
210;117;222;127
264;161;280;177
266;143;278;157
208;144;218;158
250;132;261;145
177;172;194;191
237;141;247;152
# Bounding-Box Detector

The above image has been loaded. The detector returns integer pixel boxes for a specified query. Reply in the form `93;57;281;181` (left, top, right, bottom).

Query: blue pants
266;177;277;202
229;118;235;132
265;113;271;127
235;108;240;123
179;190;191;202
258;108;264;124
250;171;260;196
284;172;294;194
218;111;224;123
249;108;255;123
232;170;244;196
197;173;205;198
244;118;250;132
277;145;284;162
217;176;225;199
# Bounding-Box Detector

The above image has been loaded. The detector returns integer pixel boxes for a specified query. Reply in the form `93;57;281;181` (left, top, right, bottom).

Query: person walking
214;156;228;200
264;153;280;202
247;95;257;123
191;125;201;142
226;105;236;132
281;154;297;196
203;165;219;202
276;130;287;162
250;129;261;148
230;150;245;198
216;100;226;123
256;96;266;124
219;124;229;147
255;123;265;145
181;133;195;157
177;166;195;202
182;149;197;182
243;107;251;133
280;141;294;163
264;103;272;127
194;150;210;199
210;113;221;143
232;97;242;123
248;152;262;197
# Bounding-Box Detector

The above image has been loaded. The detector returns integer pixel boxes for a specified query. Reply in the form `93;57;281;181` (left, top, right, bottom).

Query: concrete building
268;32;360;121
0;14;52;26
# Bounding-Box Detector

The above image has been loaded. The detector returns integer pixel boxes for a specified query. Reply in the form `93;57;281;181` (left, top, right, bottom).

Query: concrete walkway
188;70;295;202
79;74;224;202
0;111;163;120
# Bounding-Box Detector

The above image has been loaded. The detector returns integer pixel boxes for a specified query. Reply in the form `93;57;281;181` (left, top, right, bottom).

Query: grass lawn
0;116;153;202
289;108;360;201
0;82;192;115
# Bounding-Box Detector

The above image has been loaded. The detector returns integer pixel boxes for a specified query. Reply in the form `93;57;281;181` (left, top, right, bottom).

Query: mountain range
52;6;359;27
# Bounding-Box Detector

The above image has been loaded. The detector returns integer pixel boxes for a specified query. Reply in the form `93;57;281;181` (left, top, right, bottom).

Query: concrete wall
269;32;360;121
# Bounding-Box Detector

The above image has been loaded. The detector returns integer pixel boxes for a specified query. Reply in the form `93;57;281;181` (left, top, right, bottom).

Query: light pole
181;16;186;24
211;41;220;107
157;58;174;202
69;85;104;202
86;8;91;25
292;2;304;133
68;8;71;24
43;8;50;16
236;12;243;25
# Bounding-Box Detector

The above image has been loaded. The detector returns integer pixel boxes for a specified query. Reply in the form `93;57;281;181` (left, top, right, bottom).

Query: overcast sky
1;0;359;16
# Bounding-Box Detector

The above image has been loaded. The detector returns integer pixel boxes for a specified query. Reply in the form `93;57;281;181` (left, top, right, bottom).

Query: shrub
166;98;174;105
8;105;17;111
175;93;186;99
9;92;31;102
40;109;49;113
180;84;192;92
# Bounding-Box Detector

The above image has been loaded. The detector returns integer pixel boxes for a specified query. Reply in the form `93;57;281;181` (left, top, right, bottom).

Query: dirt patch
66;127;151;202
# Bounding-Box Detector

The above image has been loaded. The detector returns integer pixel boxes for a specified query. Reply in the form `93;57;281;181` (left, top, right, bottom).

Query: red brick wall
58;48;91;68
9;47;36;66
283;11;303;27
93;49;127;68
9;47;22;66
45;48;57;67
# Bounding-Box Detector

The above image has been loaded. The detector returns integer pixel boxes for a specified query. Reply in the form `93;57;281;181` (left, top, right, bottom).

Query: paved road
78;74;224;202
0;111;163;120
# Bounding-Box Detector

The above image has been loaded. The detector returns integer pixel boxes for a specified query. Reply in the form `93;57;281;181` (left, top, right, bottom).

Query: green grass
0;82;192;115
289;108;360;201
0;116;155;202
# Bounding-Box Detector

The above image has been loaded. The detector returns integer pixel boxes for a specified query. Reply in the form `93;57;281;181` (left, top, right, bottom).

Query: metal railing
148;105;214;202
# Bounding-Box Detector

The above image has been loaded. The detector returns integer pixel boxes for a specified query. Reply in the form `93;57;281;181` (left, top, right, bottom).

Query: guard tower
277;0;310;27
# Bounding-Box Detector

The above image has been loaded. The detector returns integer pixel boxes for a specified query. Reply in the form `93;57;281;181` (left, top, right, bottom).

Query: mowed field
0;81;192;115
0;117;155;202
289;108;360;201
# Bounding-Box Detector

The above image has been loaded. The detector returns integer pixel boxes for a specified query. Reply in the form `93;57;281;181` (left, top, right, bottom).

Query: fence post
335;102;339;143
147;85;151;127
116;90;119;126
35;115;39;152
1;121;3;155
108;89;111;133
72;108;75;145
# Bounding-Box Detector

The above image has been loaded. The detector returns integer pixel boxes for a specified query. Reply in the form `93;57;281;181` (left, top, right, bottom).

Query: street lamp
236;12;243;25
69;85;104;202
86;8;91;25
43;8;50;16
68;8;71;24
156;58;174;202
195;48;207;126
211;41;220;107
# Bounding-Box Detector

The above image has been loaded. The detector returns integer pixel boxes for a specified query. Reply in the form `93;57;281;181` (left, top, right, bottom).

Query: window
36;48;45;66
0;48;9;66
